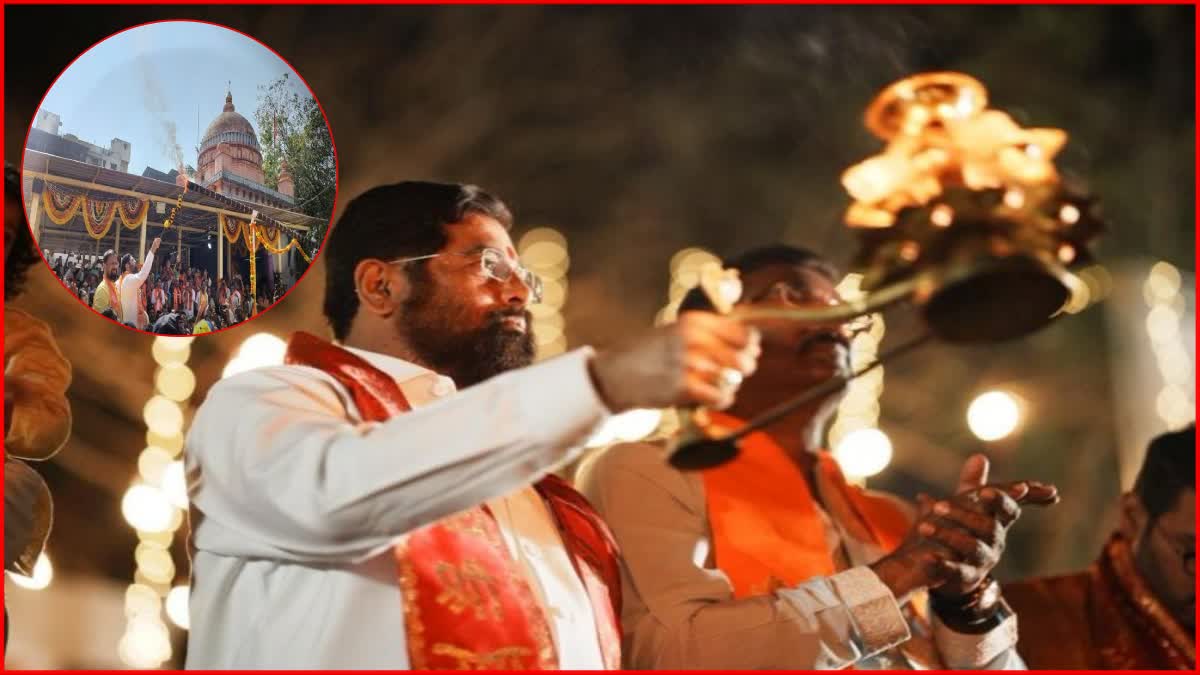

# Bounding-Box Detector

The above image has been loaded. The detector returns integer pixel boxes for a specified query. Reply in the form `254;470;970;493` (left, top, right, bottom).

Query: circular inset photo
18;20;336;335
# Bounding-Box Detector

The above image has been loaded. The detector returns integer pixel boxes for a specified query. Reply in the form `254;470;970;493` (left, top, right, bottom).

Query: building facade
31;110;132;172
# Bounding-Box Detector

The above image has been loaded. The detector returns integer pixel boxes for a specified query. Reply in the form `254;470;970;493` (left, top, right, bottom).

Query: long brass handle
730;276;919;324
666;331;932;471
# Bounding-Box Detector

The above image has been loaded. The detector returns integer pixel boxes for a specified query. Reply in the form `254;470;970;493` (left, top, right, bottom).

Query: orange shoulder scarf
700;412;910;598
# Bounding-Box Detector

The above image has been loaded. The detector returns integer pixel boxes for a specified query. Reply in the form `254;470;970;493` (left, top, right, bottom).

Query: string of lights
1142;261;1193;430
119;335;196;668
518;228;570;360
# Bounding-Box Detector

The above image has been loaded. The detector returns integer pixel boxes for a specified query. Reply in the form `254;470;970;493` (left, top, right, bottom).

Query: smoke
136;50;187;176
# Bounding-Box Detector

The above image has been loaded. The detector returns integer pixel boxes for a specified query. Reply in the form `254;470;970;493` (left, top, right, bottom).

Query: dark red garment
1004;534;1194;670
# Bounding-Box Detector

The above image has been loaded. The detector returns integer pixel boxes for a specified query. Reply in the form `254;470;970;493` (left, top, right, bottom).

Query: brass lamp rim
729;252;1081;331
865;71;989;141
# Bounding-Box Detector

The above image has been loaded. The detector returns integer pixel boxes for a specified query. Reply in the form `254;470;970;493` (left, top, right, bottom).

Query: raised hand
870;454;1058;600
589;311;760;412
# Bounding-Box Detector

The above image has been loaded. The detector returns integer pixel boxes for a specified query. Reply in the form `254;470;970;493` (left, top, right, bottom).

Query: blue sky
34;21;312;175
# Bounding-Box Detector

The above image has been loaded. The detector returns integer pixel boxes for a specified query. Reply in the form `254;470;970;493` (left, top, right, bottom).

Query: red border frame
2;3;1197;672
14;18;339;337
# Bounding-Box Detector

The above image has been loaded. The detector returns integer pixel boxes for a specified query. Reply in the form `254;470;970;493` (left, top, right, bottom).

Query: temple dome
200;92;260;152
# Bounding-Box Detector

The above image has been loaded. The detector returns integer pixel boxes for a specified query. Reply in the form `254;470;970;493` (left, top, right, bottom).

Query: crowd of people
44;249;288;334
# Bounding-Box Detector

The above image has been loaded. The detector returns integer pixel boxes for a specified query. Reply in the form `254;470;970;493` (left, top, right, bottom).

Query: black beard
106;269;119;281
402;291;535;388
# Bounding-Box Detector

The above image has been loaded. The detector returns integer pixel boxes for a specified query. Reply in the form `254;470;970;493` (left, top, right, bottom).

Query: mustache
487;308;532;325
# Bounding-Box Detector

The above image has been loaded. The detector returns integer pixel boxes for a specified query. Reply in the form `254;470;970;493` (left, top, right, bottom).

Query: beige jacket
576;440;1022;670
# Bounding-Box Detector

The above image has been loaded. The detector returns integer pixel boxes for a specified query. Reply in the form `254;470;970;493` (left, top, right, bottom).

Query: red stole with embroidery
284;332;622;669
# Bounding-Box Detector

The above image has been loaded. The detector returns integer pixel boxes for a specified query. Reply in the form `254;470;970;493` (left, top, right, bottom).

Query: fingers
684;329;759;375
975;487;1022;527
676;314;762;404
935;558;987;591
682;372;735;410
926;523;996;567
678;311;759;352
916;492;935;518
930;498;1002;541
1006;480;1060;506
954;453;990;495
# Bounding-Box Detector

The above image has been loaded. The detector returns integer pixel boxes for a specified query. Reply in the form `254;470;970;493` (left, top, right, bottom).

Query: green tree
254;73;335;258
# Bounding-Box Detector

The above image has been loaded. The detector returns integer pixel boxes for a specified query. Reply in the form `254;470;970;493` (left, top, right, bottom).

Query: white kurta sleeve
133;250;155;284
932;609;1023;669
576;443;910;669
187;348;607;563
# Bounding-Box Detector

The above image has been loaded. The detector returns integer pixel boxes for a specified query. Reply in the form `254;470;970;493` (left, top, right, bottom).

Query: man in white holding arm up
117;236;160;330
184;181;759;669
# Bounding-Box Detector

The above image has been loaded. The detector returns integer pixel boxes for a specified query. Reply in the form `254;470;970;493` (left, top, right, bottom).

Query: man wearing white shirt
117;237;159;330
184;180;760;669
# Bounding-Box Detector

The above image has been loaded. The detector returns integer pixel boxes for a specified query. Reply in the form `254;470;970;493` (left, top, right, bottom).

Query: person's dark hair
1133;425;1196;521
100;308;118;320
322;181;513;340
5;164;43;301
152;311;186;335
101;249;117;265
120;252;136;273
678;244;840;313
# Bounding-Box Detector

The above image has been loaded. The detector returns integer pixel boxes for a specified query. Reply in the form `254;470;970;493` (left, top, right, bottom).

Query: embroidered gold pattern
442;511;490;538
394;533;428;669
433;560;502;621
479;518;559;669
431;643;534;669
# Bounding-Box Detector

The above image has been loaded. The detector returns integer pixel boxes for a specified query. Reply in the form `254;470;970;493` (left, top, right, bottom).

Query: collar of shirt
341;345;458;406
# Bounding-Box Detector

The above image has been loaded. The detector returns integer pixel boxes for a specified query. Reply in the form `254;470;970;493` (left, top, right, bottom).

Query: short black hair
152;311;186;335
1133;425;1196;520
101;249;117;264
678;244;839;313
322;181;513;340
5;163;42;301
120;253;135;271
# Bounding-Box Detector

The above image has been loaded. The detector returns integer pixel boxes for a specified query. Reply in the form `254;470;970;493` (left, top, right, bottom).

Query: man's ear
1118;491;1149;543
353;259;410;318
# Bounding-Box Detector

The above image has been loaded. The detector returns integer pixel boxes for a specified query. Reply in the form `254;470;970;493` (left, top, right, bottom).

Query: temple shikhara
196;92;295;211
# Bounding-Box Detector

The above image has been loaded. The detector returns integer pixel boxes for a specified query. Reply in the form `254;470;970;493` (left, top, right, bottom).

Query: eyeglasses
387;248;544;304
746;281;875;339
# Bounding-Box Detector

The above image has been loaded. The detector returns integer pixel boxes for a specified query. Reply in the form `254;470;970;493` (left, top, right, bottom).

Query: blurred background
4;4;1194;668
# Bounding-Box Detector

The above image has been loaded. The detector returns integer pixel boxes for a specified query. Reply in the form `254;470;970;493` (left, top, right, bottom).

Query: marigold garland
218;213;246;244
253;224;312;262
83;198;118;239
162;183;188;229
42;188;83;225
117;197;149;229
40;183;150;238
